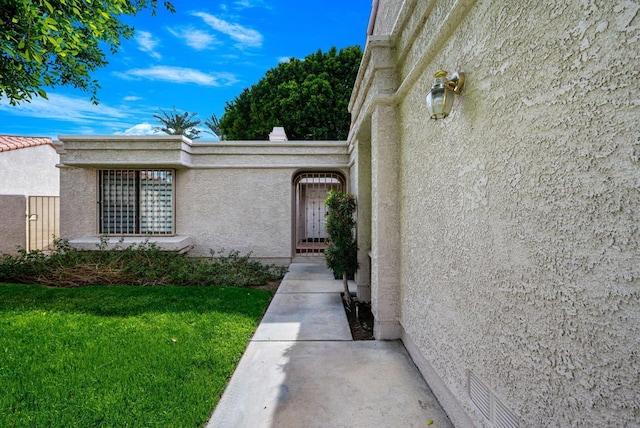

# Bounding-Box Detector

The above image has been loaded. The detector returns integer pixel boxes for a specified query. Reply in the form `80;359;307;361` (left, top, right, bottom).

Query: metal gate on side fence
27;196;59;252
293;172;345;255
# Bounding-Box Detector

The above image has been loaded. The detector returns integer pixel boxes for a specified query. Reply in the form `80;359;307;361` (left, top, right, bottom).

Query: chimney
269;127;288;141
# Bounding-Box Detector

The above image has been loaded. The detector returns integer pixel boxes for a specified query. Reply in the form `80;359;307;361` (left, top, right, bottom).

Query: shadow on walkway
207;258;452;428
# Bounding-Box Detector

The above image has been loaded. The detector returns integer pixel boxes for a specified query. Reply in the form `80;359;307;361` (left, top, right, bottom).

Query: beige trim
349;0;478;141
401;328;476;428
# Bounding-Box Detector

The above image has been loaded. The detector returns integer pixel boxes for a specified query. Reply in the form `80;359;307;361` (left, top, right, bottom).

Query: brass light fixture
426;70;465;119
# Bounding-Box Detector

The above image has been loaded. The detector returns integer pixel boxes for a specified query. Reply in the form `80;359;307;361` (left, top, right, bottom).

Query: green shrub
0;239;286;287
324;190;359;305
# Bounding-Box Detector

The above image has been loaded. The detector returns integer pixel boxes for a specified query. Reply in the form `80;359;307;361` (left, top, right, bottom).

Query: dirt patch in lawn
247;279;281;294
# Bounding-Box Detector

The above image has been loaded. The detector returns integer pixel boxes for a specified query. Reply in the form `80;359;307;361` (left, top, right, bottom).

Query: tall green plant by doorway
324;190;359;306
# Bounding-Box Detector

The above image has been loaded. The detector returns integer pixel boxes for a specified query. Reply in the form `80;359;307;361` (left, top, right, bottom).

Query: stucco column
353;134;372;302
370;104;401;339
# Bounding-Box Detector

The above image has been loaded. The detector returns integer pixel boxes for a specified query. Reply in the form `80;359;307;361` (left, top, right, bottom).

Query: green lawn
0;283;271;427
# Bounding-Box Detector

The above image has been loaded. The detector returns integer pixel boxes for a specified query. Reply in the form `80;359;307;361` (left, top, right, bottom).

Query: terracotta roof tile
0;135;54;153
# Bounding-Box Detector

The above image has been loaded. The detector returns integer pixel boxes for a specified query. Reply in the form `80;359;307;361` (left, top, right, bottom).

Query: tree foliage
218;46;362;141
204;113;224;140
154;107;201;140
0;0;174;105
324;190;359;305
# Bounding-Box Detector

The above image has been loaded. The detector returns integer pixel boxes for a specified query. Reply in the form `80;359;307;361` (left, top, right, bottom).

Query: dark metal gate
293;172;345;255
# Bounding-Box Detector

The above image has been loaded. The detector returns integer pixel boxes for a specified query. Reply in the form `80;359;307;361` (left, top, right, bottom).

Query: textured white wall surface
58;136;349;262
351;0;639;426
0;195;27;255
0;144;59;196
370;0;402;36
177;168;294;258
59;167;101;241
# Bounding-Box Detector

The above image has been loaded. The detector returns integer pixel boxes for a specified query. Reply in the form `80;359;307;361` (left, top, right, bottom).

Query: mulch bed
342;294;374;340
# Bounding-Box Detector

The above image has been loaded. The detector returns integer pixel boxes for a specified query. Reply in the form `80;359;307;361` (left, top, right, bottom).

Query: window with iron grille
98;170;174;235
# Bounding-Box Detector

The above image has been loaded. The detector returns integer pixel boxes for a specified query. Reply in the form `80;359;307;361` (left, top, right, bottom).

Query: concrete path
207;258;452;428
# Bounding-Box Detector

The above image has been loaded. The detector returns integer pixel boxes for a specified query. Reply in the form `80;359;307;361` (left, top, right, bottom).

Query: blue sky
0;0;371;140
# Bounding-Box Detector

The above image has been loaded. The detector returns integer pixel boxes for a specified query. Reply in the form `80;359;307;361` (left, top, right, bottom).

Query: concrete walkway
207;258;452;428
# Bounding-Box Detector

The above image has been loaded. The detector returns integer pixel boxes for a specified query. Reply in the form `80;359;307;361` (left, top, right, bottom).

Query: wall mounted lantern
426;70;465;119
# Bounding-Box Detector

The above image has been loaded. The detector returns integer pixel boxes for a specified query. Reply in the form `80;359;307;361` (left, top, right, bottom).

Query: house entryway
293;172;345;255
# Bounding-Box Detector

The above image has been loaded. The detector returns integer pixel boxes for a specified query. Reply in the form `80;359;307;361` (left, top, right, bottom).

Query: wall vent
494;398;520;428
468;371;520;428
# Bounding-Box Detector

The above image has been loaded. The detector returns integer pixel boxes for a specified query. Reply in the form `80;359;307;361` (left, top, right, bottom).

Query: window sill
68;236;193;253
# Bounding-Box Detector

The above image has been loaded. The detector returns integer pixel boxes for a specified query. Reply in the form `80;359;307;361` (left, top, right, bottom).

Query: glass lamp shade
426;72;455;119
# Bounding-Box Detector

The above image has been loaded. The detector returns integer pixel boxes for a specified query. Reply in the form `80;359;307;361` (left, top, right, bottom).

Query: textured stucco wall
351;0;639;426
350;134;374;302
370;0;403;36
177;168;293;259
58;137;349;263
0;145;59;196
370;104;403;338
349;30;403;334
0;195;26;255
59;167;99;241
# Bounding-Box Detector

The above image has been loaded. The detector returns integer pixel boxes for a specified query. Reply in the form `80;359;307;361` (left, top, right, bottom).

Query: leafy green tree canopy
0;0;174;105
218;45;362;141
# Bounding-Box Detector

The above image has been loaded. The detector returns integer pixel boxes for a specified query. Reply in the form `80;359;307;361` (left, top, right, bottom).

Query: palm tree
153;107;201;140
204;113;224;140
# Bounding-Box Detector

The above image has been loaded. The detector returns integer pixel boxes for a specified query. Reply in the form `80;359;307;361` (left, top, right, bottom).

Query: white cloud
118;123;159;136
123;95;143;102
192;12;263;48
136;31;162;59
136;31;161;59
116;66;238;86
168;27;218;50
278;56;292;63
0;93;128;124
233;0;270;9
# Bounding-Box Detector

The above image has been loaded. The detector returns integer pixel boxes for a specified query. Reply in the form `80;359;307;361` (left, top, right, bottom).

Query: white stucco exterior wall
177;168;293;259
350;0;639;426
0;144;59;196
0;195;27;255
59;167;98;241
57;136;349;263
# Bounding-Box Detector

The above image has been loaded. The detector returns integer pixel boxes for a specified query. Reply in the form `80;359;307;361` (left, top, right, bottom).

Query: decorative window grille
98;170;174;235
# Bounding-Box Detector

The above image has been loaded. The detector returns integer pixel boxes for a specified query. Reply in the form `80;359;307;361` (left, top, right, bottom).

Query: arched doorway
293;171;345;255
